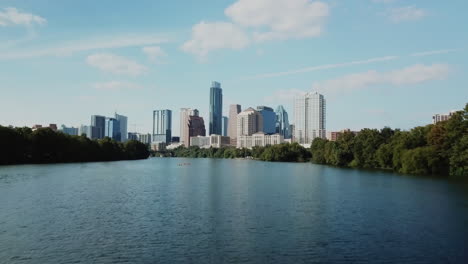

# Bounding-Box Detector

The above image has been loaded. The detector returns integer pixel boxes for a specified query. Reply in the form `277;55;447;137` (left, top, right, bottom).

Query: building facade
115;113;128;142
188;115;206;146
60;125;78;136
236;107;263;148
91;115;106;139
105;117;121;141
228;104;242;146
222;116;228;137
153;109;172;143
190;134;230;148
209;81;223;135
180;108;199;146
257;106;276;134
433;112;456;124
237;132;284;149
275;105;290;139
293;92;326;146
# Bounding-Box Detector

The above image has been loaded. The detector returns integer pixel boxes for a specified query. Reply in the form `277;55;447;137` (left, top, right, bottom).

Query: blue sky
0;0;467;135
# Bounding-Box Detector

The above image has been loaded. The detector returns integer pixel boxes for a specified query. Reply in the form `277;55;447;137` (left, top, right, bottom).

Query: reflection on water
0;158;467;263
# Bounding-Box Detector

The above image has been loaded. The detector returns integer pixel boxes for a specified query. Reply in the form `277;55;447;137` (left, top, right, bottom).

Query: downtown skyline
0;0;467;135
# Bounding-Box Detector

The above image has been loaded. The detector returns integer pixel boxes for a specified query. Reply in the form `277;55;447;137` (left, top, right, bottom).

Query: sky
0;0;467;136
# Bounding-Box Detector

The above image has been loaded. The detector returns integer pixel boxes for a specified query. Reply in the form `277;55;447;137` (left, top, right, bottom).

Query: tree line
311;104;467;177
161;104;467;177
0;126;150;165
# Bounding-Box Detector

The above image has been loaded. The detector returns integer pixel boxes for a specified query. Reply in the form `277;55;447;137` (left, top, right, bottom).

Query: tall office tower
290;124;295;141
256;106;276;134
293;92;326;145
91;115;106;139
275;105;291;139
188;115;206;146
115;113;128;142
222;116;228;137
180;108;199;146
153;109;172;143
228;104;242;146
209;81;223;135
105;117;121;141
237;108;263;138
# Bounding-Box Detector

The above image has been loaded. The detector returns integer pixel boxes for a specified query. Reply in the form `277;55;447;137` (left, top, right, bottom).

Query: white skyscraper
293;92;326;146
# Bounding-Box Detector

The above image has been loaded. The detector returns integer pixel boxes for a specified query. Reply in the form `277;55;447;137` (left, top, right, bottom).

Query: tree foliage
0;127;149;165
310;104;468;177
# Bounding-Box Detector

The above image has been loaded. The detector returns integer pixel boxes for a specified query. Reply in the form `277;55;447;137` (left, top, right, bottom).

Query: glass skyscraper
275;105;291;139
209;81;223;135
105;117;121;141
91;115;106;139
153;109;172;143
222;116;228;137
115;113;128;142
257;106;276;134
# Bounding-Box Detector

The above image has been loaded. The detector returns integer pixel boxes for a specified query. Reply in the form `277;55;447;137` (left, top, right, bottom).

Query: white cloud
0;34;168;60
93;81;143;91
0;7;46;27
411;49;458;57
142;46;167;63
247;55;398;79
313;64;450;94
181;21;249;58
225;0;329;42
387;6;426;23
86;53;148;76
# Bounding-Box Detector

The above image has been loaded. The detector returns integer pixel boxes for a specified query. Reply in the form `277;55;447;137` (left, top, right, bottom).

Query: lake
0;158;467;263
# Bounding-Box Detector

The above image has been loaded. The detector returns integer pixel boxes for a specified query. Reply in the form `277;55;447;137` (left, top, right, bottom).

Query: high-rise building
60;125;78;136
209;81;223;135
91;115;106;139
188;115;206;145
115;113;128;142
105;117;120;141
228;104;241;146
293;92;326;145
222;116;228;137
236;107;263;147
180;108;199;146
275;105;290;139
153;109;172;143
257;106;276;134
79;125;99;139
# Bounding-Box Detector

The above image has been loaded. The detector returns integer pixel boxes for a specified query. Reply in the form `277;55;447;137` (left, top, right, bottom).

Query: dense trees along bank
163;104;467;177
0;127;150;165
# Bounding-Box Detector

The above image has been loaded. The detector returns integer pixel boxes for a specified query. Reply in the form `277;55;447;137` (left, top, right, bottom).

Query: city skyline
0;0;467;134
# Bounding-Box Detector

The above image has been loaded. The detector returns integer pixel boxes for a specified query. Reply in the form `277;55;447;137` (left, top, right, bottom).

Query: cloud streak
0;34;169;60
247;56;399;79
313;64;450;94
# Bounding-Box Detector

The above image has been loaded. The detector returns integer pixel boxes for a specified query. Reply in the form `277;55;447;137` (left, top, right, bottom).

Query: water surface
1;158;467;263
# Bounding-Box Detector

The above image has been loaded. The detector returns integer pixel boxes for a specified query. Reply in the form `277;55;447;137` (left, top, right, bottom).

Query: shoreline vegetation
156;104;467;177
0;127;150;165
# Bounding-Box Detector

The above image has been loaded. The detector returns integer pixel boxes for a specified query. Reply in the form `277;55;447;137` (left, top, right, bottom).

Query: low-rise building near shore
238;132;284;149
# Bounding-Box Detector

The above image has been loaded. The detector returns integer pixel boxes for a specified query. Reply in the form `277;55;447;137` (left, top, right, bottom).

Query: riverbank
0;126;150;165
155;104;467;178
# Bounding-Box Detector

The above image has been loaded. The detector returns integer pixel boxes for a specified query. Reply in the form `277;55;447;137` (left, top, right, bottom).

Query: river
0;158;467;263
